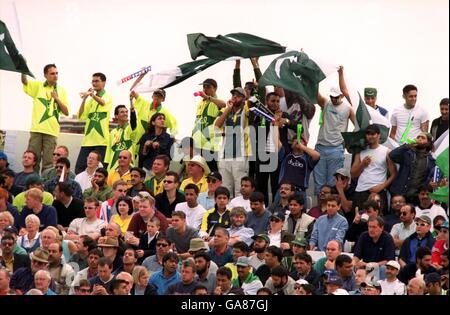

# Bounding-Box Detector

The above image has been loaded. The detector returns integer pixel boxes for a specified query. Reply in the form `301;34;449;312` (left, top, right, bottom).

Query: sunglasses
400;212;409;216
156;243;169;247
116;189;126;193
78;288;91;293
440;229;448;234
1;242;14;247
55;165;65;169
52;153;61;157
163;180;174;184
207;179;217;183
119;156;128;159
270;218;281;222
84;206;96;210
416;222;429;227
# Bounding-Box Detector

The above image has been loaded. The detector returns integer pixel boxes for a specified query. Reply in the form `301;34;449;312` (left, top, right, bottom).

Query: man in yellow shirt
21;64;69;173
75;72;112;174
107;150;132;188
192;78;226;172
180;155;210;193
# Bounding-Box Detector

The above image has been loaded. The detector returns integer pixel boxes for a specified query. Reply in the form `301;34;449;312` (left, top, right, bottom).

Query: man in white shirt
389;84;429;144
75;150;103;192
174;183;206;231
415;186;448;230
229;176;255;213
66;197;106;241
197;172;222;211
378;260;406;295
391;204;416;256
350;124;397;214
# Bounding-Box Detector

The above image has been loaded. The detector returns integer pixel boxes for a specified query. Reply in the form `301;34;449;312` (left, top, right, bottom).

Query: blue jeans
313;144;344;195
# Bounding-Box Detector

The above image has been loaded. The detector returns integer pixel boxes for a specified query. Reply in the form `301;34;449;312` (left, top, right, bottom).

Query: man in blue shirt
18;188;57;230
309;195;348;251
148;252;180;295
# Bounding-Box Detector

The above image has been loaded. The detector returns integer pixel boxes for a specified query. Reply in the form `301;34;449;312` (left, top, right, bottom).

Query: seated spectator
126;167;151;198
47;242;75;295
360;279;382;295
74;150;103;193
174;183;206;230
332;169;355;222
97;237;123;273
232;256;263;295
73;279;92;295
407;277;426;295
110;196;133;236
415;186;448;230
166;211;199;259
131;266;157;295
136;217;160;264
0;212;15;235
390;204;416;256
197;171;223;211
289;253;320;289
246;192;271;235
44;157;82;200
308;185;332;219
208;227;233;267
106;150;132;188
82;168;113;203
16;214;41;254
265;265;296;295
154;171;185;219
283;194;315;242
378;260;406;295
282;238;308;273
68;235;96;271
352;217;395;274
323;270;347;295
148;252;181;295
166;259;198;295
142;235;172;274
398;246;438;284
13;175;54;213
89;257;115;295
248;234;270;271
309;195;348;251
1;170;21;201
113;248;137;276
255;245;283;285
13;150;39;193
18;188;57;231
399;215;435;268
193;251;216;294
179;155;210;193
227;207;254;246
41;146;76;182
0;234;31;273
267;181;295;215
52;182;85;230
33;270;56;295
229;176;256;213
199;187;231;239
223;241;251;281
335;254;357;292
66;197;106;241
346;200;381;245
70;248;103;294
432;220;449;267
382;194;405;233
0;188;20;224
144;155;169;197
268;211;294;249
213;266;244;295
424;272;444;295
97;180;127;222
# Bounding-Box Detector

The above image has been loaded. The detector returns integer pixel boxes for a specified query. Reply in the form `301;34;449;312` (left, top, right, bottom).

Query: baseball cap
385;260;401;270
417;132;433;143
364;87;377;97
329;87;342;97
415;215;432;225
200;78;217;88
251;234;270;243
230;87;246;97
435;220;449;230
207;171;222;181
25;174;44;187
291;238;308;247
334;168;350;178
153;88;166;99
365;124;381;134
325;274;343;286
270;212;285;222
236;256;250;267
361;280;381;290
295;279;309;285
3;225;18;235
0;151;7;161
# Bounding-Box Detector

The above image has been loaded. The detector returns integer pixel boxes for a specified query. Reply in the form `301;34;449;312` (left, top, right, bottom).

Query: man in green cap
364;87;389;118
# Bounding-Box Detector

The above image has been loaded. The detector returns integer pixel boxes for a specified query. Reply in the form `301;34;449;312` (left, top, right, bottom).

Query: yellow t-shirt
133;95;178;141
192;99;221;151
179;176;208;193
104;123;136;172
23;80;69;137
110;214;132;235
106;169;132;188
79;90;113;146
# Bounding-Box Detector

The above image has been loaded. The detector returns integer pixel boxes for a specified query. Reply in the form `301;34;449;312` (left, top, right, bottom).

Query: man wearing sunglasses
198;172;223;211
391;204;416;256
44;157;83;200
399;215;435;268
142;235;172;274
154;171;185;219
41;146;75;182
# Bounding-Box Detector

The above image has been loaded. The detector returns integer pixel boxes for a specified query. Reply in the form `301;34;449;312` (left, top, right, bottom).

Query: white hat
386;260;401;270
331;288;349;295
329;87;342;97
188;155;211;175
295;279;309;285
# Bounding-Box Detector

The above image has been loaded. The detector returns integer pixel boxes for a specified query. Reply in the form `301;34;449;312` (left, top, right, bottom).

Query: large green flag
187;33;286;61
258;51;326;104
134;58;219;93
342;92;391;154
0;20;33;77
430;130;449;203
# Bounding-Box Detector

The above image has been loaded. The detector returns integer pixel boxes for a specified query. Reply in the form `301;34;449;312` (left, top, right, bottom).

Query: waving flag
430;130;449;203
187;32;286;60
258;51;335;104
134;58;219;93
0;20;33;77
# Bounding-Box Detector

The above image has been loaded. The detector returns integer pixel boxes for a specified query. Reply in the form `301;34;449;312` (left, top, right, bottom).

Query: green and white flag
342;91;391;154
134;58;219;93
430;130;449;203
0;20;33;77
187;32;286;61
258;50;335;104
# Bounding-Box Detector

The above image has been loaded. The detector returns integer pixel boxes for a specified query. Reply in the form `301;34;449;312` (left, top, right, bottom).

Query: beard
196;267;207;276
254;246;266;254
